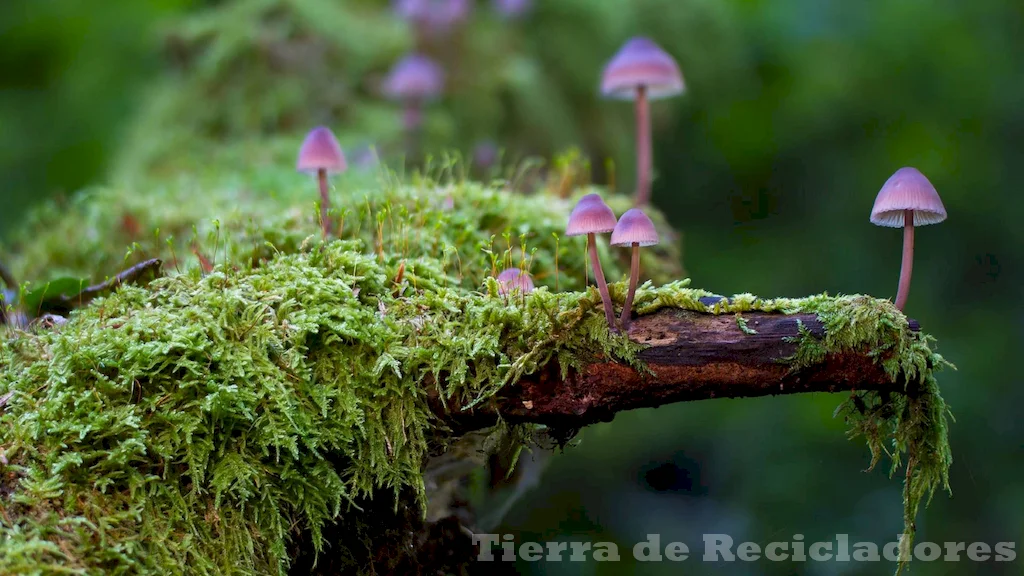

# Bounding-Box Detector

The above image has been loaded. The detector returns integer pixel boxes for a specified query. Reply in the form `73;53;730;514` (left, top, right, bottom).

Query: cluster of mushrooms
295;35;948;331
565;194;659;331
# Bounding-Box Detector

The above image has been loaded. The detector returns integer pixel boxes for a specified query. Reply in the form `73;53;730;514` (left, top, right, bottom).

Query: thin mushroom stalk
403;101;423;159
588;233;616;328
318;169;331;237
620;243;640;328
635;85;651;206
895;209;914;311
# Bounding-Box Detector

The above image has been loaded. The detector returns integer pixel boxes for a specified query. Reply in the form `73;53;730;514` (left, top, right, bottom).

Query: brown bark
437;303;921;432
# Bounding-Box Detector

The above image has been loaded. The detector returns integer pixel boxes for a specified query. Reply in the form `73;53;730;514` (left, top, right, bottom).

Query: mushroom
870;167;947;311
493;0;532;19
496;268;534;295
297;126;348;237
472;140;500;171
601;37;685;206
566;194;618;328
610;208;659;329
394;0;470;39
382;53;445;156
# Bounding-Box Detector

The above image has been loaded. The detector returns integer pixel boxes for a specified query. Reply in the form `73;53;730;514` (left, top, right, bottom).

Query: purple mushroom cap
394;0;470;32
870;167;947;228
610;208;659;247
601;37;685;100
565;194;618;236
383;54;445;102
494;0;532;18
497;268;535;295
296;126;347;174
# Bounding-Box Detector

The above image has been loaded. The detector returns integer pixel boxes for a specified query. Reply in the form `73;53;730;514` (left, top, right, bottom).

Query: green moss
1;168;949;575
735;313;758;335
0;238;635;574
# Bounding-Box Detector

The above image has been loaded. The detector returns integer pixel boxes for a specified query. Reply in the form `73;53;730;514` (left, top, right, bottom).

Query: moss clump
1;167;949;575
0;237;646;575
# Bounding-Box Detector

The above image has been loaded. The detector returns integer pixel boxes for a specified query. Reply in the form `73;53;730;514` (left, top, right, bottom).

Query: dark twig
37;259;163;316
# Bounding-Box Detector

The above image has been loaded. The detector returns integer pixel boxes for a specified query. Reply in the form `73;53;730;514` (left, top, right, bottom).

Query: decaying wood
439;304;921;432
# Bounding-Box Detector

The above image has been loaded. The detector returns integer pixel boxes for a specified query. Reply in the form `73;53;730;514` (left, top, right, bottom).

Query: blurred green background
1;0;1021;574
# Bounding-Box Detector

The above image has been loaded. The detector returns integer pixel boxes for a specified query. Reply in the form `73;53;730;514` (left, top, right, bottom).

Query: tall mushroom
566;194;618;329
297;126;348;237
601;37;684;206
382;53;445;157
870;167;947;311
610;208;659;329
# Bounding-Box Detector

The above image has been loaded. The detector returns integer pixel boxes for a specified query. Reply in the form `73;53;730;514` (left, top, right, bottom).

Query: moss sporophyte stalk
0;166;950;575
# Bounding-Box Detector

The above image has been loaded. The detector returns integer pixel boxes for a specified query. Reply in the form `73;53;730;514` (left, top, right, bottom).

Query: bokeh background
1;0;1021;574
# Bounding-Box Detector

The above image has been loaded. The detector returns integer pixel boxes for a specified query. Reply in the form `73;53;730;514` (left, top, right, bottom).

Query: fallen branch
440;303;921;432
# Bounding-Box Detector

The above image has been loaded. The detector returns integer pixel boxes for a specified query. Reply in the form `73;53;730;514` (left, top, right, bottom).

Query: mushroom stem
403;100;423;159
587;232;616;328
318;168;331;237
635;85;652;206
620;243;640;329
895;209;914;311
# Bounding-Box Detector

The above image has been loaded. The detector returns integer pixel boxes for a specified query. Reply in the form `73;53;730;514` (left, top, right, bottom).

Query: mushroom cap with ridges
601;37;685;100
610;208;659;246
870;167;947;227
565;193;618;236
383;54;445;102
296;127;347;174
496;268;534;294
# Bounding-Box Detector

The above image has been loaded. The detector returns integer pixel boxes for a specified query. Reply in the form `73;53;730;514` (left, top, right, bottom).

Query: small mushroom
566;194;618;329
870;167;947;311
383;53;445;156
297;127;348;237
601;37;684;206
472;140;500;171
394;0;470;38
496;268;534;295
610;208;659;329
493;0;532;19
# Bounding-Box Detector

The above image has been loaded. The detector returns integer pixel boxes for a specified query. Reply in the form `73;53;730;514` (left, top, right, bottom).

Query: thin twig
40;259;163;314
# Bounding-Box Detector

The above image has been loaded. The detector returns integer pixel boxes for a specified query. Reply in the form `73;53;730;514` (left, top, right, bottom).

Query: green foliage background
1;0;1022;574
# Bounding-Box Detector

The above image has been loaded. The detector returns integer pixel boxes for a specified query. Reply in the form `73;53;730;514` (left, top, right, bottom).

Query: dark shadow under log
439;307;921;432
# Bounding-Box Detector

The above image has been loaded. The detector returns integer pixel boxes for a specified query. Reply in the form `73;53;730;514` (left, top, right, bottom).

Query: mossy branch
437;305;924;432
0;174;950;576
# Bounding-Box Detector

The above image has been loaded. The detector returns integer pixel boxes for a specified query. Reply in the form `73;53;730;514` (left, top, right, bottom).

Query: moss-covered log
443;307;925;431
0;168;952;575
